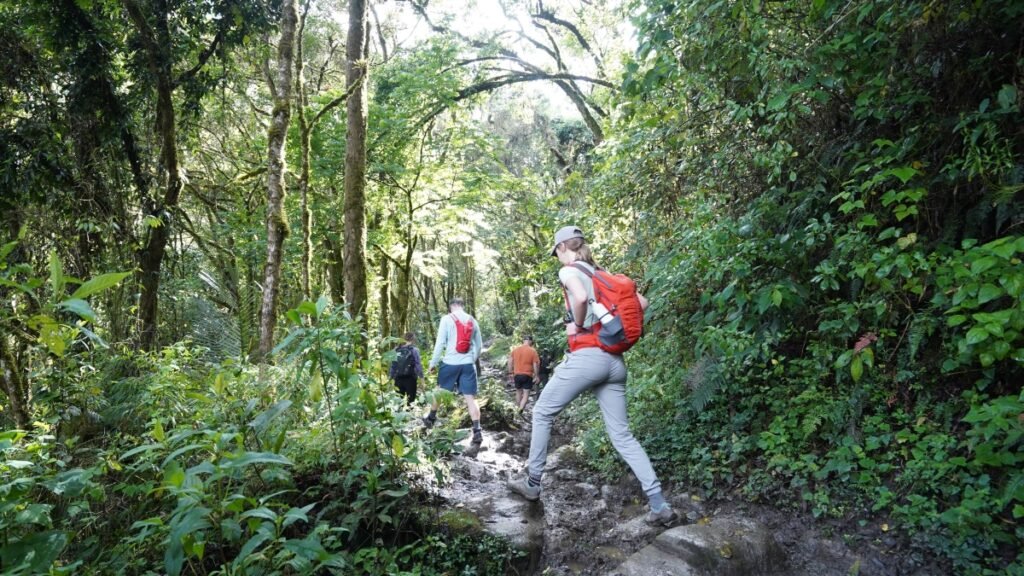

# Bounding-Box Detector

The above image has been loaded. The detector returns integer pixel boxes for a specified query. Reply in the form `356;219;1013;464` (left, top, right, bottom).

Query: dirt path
430;353;923;575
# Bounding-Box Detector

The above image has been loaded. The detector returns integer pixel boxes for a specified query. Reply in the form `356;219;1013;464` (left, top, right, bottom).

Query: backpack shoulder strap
572;262;613;289
570;262;594;278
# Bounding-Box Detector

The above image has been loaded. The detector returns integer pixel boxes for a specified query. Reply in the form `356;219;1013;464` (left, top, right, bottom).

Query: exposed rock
607;513;661;543
572;482;600;498
609;543;699;576
612;516;785;576
547;444;575;471
554;468;580;481
462;494;545;574
601;485;617;502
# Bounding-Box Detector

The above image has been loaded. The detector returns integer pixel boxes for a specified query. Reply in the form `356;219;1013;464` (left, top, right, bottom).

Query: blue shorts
437;362;478;396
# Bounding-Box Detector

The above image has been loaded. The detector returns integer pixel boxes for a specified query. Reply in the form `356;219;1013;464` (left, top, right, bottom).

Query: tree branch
173;26;227;88
308;73;364;130
531;8;603;71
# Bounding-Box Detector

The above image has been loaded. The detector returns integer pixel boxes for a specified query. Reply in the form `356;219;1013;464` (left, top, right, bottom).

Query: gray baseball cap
551;225;585;256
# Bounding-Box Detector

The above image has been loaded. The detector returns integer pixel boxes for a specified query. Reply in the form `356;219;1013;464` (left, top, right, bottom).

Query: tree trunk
378;253;390;338
324;231;345;303
0;336;29;429
393;232;416;335
135;12;181;351
342;0;369;325
295;1;312;301
257;0;298;361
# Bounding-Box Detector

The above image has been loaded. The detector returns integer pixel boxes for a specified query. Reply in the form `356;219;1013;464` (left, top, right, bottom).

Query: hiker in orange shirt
508;335;541;413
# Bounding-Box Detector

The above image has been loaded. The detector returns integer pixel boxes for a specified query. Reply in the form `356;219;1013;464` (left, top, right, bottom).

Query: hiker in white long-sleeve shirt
423;297;485;444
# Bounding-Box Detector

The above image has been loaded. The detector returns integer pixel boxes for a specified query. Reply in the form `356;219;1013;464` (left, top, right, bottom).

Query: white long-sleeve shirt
429;311;482;367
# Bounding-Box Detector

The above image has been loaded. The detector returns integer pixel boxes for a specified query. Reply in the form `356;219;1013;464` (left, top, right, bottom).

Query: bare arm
562;274;588;326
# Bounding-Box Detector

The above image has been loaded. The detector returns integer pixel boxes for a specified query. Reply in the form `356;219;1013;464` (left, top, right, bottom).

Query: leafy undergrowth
0;302;521;575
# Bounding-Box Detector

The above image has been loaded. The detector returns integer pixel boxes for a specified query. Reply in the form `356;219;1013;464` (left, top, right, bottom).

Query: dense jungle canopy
1;0;1022;573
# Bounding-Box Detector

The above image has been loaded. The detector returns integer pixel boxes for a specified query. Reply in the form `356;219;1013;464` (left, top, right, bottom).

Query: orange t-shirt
510;345;540;376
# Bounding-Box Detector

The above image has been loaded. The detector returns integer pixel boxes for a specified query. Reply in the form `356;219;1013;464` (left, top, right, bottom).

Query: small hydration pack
452;315;474;354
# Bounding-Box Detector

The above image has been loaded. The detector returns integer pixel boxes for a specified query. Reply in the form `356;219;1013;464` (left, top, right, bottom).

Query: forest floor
422;351;943;575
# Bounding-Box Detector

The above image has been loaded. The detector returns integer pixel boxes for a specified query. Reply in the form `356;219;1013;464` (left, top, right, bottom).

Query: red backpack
566;263;645;355
451;314;474;353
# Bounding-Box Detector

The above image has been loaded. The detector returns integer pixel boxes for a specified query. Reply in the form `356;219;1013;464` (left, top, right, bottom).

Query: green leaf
977;283;1003;304
233;533;271;568
163;460;185;488
166;507;211;576
240;506;277;522
283;535;327;560
57;298;95;321
0;239;19;262
282;504;315;528
15;503;53;526
222;451;292;469
70;272;130;300
850;354;863;382
295;301;318;316
316;295;329;316
0;531;67;572
120;443;162;461
49;250;64;298
771;288;783;307
249;400;292;435
947;315;967;327
997;84;1018;110
965;327;989;345
985;322;1004;338
392;434;405;458
767;91;788;111
971;256;998;275
45;468;93;497
889;166;917;184
36;316;65;357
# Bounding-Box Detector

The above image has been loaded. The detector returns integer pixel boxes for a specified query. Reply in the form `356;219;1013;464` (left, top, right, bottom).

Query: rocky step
610;516;785;576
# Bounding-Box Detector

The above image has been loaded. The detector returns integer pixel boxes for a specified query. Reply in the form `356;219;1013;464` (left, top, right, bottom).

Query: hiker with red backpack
389;332;423;405
424;297;485;444
507;226;678;527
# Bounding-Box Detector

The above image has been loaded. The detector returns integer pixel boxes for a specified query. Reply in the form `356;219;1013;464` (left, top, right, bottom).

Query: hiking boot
507;476;541;501
422;415;436;429
644;505;678;527
471;430;483;444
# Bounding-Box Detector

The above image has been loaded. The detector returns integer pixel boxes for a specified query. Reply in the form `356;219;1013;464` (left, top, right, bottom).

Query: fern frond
687;357;723;412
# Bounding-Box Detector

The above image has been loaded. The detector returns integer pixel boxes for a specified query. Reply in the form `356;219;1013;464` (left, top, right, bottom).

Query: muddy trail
426;355;937;576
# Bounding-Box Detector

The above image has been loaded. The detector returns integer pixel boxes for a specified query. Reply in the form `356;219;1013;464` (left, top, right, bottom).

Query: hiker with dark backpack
390;332;423;405
424;297;485;444
508;226;678;527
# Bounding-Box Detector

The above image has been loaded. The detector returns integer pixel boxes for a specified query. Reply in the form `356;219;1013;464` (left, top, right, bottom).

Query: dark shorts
437;362;478;395
514;374;534;390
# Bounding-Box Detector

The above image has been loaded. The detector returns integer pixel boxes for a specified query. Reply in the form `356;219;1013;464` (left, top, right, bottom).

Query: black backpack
394;345;417;377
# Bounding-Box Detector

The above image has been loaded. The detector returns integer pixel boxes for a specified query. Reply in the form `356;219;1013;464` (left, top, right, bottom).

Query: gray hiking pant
527;347;662;497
